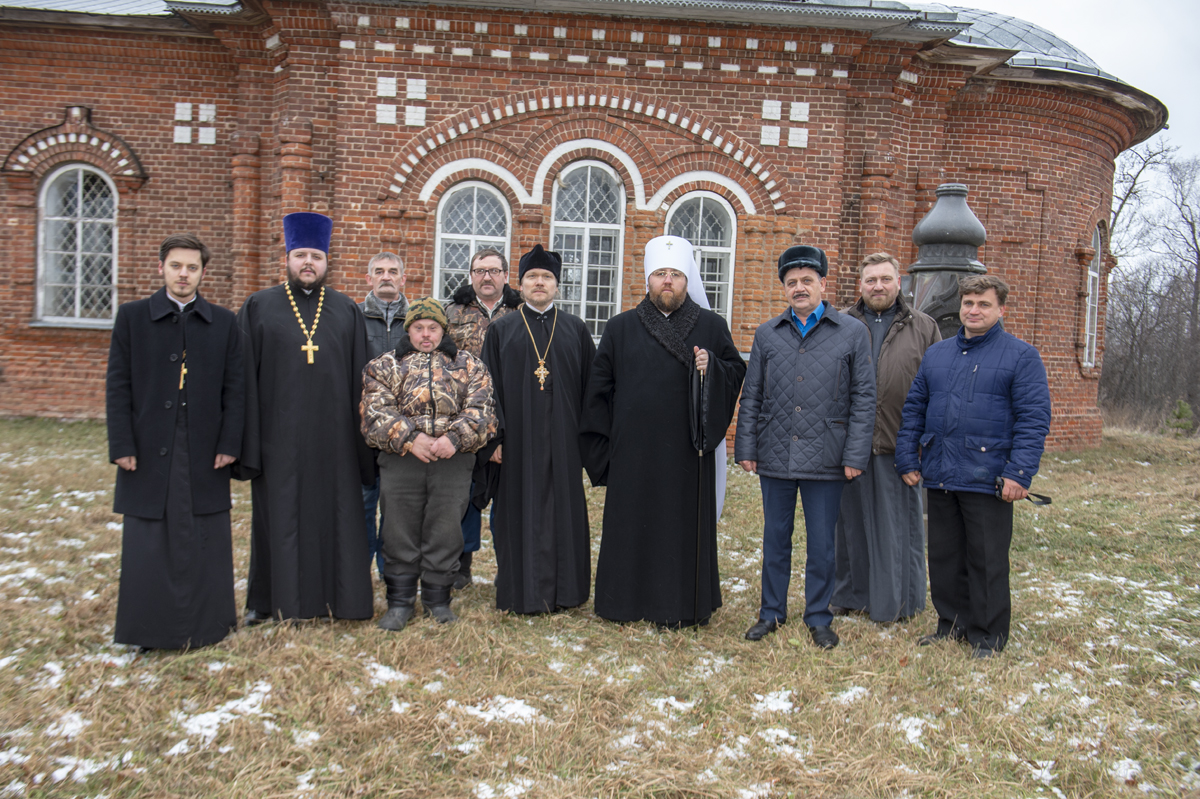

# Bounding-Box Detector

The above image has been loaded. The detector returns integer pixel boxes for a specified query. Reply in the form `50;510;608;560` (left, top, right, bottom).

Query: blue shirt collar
790;301;826;338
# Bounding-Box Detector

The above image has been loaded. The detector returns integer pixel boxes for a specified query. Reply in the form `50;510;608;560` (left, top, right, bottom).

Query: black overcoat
106;288;245;520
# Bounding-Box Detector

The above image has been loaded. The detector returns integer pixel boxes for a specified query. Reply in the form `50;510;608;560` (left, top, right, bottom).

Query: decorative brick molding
2;106;147;190
382;88;782;212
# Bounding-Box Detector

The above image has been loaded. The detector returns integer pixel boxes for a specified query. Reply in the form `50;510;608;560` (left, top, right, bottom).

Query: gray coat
359;291;409;361
734;303;876;480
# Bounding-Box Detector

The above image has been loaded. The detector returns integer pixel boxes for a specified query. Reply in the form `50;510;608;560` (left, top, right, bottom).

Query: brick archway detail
2;106;148;187
382;87;784;212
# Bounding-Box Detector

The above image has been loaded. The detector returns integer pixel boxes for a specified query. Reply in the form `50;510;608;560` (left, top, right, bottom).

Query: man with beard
832;253;940;623
235;212;375;625
481;245;596;614
582;235;745;628
444;248;522;589
107;233;244;651
359;251;409;580
736;245;875;649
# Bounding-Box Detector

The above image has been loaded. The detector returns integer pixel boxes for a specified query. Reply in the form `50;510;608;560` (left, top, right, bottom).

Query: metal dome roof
949;6;1121;82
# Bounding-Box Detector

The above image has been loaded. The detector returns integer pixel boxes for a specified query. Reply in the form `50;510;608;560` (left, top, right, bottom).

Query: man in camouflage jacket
361;297;497;631
443;247;521;588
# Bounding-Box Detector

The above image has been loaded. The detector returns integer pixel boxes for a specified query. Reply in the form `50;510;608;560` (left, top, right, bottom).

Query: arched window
1083;226;1102;367
551;161;625;338
666;192;737;320
435;181;510;300
38;164;117;325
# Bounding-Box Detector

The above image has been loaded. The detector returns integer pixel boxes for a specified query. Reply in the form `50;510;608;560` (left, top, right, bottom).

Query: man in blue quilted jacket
895;274;1051;658
735;245;876;649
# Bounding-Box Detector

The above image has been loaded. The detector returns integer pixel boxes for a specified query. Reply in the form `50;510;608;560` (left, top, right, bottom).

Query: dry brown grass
0;419;1198;798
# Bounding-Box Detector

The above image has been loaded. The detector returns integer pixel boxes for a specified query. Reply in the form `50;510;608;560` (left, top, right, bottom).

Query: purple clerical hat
283;212;333;253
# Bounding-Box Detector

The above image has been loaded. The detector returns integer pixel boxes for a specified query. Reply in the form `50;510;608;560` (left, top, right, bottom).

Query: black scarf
636;293;700;367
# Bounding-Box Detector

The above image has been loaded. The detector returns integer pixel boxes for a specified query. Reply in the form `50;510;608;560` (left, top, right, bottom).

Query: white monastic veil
643;235;730;520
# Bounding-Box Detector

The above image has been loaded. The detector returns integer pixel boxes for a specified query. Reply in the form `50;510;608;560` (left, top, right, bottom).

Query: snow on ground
751;690;793;715
172;681;273;746
365;661;410;687
832;686;869;705
449;696;542;725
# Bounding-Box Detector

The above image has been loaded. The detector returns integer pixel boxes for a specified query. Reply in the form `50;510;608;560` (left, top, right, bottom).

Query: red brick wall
0;5;1147;450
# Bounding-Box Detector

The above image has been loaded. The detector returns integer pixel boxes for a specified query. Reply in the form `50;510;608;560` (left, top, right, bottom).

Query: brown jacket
845;294;941;455
444;283;522;357
361;334;497;456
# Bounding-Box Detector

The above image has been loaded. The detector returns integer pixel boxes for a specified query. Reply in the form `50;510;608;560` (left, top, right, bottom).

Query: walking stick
694;369;704;628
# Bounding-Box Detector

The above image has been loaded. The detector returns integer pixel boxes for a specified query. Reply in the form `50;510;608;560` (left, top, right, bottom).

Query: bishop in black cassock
581;236;745;627
234;213;375;623
481;245;596;614
107;234;244;650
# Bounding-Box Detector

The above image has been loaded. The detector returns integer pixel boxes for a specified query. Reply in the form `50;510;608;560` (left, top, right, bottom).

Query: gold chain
519;304;557;391
285;282;325;364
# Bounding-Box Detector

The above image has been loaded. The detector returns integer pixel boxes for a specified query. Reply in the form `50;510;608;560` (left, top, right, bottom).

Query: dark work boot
452;551;474;591
421;581;458;624
377;573;418;632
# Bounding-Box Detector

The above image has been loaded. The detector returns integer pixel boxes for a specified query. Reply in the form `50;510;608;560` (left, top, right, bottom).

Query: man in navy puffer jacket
736;245;876;649
895;275;1051;657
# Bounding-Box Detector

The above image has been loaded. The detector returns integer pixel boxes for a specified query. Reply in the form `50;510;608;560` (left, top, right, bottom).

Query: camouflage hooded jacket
361;334;497;455
444;283;523;357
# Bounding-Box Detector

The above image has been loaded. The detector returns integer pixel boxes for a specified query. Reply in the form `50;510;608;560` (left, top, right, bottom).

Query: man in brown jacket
444;248;522;588
832;253;941;623
361;298;497;631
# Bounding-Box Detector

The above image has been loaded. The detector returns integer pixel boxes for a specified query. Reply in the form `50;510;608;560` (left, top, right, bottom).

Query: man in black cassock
107;233;244;650
581;235;745;628
481;245;596;614
235;212;375;624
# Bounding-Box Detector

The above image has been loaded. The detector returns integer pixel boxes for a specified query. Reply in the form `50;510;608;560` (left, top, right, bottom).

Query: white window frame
664;190;738;320
36;163;119;328
1083;226;1102;367
433;180;511;301
550;160;626;340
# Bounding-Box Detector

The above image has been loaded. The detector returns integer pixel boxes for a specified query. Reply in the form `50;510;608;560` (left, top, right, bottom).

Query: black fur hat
777;245;828;281
518;244;563;281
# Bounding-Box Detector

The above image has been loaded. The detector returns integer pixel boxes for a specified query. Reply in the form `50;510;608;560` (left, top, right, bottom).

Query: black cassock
481;305;596;613
581;296;745;626
235;282;375;621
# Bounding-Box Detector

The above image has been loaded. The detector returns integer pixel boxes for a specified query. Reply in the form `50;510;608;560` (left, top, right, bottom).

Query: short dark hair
959;274;1009;305
859;252;900;276
470;248;509;273
367;251;404;274
159;234;211;268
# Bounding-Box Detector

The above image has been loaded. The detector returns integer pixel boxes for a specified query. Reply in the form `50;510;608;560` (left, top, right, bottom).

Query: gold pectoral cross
179;356;187;390
534;360;549;390
301;339;319;364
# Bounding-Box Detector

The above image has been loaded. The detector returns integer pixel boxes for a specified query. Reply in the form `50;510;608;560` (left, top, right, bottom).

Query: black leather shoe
744;618;778;641
809;625;839;649
242;609;272;627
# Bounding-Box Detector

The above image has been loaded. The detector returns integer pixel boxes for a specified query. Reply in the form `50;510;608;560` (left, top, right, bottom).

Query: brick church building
0;0;1166;448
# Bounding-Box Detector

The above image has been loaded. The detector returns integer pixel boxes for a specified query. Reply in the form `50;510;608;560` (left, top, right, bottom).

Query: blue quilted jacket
894;323;1051;494
734;303;875;480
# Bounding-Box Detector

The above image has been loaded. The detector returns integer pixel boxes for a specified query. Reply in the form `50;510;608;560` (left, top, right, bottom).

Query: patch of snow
1110;759;1142;784
391;700;411;714
424;681;443;693
365;661;410;687
452;696;541;725
752;689;793;714
833;686;869;705
474;778;533;798
175;681;273;745
292;730;320;747
164;740;190;756
45;712;89;739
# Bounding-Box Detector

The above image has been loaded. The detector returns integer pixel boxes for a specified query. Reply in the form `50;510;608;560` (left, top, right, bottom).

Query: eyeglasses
649;269;686;280
471;268;505;277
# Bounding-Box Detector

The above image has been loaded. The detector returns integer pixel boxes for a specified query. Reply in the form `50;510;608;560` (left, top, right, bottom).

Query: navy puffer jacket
894;323;1051;494
734;304;875;480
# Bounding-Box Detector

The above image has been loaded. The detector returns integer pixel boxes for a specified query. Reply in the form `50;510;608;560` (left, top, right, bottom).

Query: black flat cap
518;244;563;281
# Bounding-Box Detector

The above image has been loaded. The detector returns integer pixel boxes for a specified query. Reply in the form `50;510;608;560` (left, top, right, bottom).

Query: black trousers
926;489;1013;652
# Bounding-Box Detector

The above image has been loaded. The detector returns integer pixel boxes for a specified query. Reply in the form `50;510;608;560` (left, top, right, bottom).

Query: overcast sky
965;0;1198;160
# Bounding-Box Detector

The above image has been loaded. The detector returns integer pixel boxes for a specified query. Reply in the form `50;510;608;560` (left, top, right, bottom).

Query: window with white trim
551;162;625;339
666;192;737;320
1083;226;1102;367
434;181;510;300
38;164;117;325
